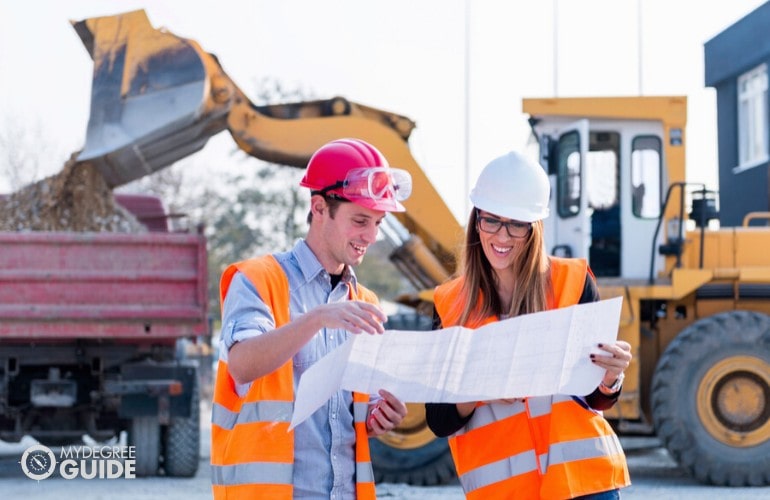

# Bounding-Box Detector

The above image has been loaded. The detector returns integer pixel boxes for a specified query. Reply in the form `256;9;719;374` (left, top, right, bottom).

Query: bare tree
0;115;62;192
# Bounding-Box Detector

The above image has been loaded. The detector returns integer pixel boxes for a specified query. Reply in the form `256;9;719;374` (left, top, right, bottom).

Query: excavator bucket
72;10;229;187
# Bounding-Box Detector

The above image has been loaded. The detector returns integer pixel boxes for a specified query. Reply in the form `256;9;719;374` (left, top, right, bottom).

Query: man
211;138;410;499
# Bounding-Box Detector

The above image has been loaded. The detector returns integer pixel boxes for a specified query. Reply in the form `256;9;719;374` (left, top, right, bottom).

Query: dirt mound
0;153;145;232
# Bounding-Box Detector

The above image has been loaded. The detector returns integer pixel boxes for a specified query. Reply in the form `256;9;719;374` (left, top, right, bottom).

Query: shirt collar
291;239;359;291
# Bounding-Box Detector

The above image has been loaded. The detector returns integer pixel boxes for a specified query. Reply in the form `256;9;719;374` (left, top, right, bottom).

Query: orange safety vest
434;257;630;500
211;255;377;500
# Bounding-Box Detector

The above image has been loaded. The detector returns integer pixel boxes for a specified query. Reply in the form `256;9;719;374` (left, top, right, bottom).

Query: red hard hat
299;138;407;212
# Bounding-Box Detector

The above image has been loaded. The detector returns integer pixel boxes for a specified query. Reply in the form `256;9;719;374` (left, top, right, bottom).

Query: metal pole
637;0;643;95
464;0;471;217
553;0;559;96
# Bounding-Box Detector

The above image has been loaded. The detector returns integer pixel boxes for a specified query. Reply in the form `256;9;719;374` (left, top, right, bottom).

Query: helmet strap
311;188;349;203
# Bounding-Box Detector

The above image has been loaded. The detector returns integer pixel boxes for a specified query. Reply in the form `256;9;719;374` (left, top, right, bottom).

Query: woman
425;151;632;499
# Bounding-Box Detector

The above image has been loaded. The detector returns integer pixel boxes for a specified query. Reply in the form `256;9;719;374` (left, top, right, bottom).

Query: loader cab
532;116;665;279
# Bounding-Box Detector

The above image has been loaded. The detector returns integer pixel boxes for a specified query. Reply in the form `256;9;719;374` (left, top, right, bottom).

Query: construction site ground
0;391;767;499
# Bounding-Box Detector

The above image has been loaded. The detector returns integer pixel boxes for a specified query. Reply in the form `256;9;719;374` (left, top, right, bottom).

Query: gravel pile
0;153;145;232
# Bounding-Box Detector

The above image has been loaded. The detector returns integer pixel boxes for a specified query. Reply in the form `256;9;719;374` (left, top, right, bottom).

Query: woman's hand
591;341;632;387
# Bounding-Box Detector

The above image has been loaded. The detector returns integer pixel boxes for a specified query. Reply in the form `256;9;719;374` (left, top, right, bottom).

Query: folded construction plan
290;296;623;430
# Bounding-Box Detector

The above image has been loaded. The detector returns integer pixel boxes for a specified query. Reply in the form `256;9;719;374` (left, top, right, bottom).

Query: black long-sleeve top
425;273;621;438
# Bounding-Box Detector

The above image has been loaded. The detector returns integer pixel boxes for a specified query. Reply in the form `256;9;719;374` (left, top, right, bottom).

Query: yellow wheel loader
524;96;770;486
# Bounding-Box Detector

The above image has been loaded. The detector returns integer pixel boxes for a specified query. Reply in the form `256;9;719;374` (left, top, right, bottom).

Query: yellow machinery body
524;96;770;486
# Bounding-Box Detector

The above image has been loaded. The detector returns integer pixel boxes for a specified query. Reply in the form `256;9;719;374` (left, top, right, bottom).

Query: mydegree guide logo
20;443;137;480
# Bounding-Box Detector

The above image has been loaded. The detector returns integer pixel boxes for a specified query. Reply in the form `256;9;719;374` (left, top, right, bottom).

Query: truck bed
0;231;207;340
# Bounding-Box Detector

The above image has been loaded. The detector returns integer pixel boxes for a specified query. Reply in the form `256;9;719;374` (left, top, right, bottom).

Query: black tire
163;372;200;477
651;311;770;486
129;416;160;477
370;435;456;486
368;312;456;486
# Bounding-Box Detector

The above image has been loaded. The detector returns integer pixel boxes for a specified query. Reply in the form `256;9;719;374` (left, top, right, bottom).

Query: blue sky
0;0;766;220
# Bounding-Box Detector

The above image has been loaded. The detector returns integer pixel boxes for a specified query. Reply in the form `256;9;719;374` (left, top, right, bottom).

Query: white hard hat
470;151;550;222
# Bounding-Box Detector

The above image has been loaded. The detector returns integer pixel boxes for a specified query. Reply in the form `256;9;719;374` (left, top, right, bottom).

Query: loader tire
651;311;770;486
368;312;457;486
370;435;456;486
163;373;200;477
129;416;160;477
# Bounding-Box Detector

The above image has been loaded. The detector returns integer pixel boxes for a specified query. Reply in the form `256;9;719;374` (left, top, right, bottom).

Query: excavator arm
72;10;460;298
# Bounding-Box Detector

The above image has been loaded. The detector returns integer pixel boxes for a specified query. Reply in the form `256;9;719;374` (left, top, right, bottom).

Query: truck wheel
129;416;160;476
652;311;770;486
369;313;456;485
163;375;200;477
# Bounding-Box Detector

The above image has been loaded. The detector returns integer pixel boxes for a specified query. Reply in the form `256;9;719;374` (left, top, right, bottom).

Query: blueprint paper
288;336;353;430
290;297;622;429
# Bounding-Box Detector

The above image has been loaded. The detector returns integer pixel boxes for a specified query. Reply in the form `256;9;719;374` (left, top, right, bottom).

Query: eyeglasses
476;211;532;238
318;167;412;202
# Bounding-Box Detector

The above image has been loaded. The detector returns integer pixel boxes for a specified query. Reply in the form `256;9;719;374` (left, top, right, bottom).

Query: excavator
71;9;770;487
72;10;458;298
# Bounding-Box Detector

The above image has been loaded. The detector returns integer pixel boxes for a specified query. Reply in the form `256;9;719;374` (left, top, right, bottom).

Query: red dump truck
0;194;207;477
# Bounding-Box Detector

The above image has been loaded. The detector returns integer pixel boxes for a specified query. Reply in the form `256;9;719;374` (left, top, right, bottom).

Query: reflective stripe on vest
462;394;574;432
545;434;625;470
353;400;369;421
460;433;625;494
435;257;630;499
462;450;539;493
211;461;293;486
211;400;293;430
212;255;377;500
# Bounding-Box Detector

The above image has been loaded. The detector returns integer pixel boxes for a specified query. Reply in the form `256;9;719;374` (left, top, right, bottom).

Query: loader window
586;150;618;210
586;132;621;277
557;131;581;218
631;136;662;219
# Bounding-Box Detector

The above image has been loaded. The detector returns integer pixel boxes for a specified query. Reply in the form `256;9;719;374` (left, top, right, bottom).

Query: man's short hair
307;194;346;224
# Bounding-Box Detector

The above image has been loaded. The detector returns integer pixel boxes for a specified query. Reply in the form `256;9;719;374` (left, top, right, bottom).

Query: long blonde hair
457;209;551;325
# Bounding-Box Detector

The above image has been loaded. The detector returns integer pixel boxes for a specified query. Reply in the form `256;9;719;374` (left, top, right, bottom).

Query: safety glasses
476;210;532;238
320;167;412;202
